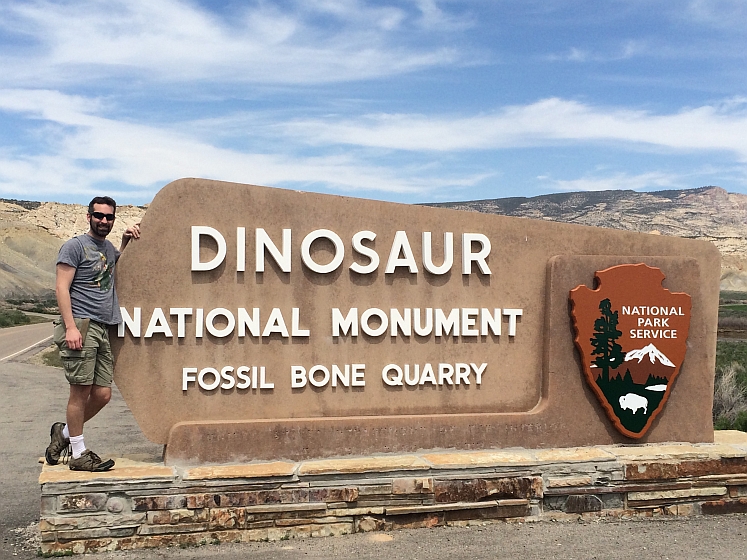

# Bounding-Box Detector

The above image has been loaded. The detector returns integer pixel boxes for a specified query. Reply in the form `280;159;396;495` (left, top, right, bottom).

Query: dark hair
88;196;117;214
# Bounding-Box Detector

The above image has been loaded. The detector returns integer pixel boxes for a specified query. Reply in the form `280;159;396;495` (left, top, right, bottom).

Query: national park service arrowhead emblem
570;264;692;438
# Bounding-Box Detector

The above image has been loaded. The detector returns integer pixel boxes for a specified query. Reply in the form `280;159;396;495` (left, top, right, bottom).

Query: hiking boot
45;422;70;465
68;450;115;472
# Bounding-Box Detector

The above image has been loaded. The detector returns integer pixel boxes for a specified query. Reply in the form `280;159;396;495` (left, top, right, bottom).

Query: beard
90;219;113;237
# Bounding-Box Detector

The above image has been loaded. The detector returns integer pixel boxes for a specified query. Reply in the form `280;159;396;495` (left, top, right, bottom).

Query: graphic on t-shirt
84;246;114;291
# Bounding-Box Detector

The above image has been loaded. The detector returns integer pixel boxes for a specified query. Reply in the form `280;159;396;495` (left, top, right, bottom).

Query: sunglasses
91;211;116;221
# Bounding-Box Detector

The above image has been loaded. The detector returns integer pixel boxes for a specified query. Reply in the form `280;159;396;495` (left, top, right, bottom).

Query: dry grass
713;362;747;428
27;344;62;368
718;316;747;330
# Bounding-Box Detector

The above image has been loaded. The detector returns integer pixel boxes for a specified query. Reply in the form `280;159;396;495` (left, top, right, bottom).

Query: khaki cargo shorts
53;318;114;387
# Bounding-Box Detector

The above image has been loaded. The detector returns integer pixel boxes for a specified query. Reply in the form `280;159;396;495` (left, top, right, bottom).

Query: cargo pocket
60;348;91;385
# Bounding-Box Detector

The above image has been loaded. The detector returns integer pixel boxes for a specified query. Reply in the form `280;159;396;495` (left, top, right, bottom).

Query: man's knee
91;386;112;406
69;383;93;405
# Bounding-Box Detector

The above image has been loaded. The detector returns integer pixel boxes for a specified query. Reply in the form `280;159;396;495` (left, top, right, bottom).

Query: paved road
1;347;746;559
0;321;53;362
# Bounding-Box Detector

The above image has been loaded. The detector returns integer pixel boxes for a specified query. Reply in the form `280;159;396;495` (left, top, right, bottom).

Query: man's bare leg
66;384;92;438
84;385;111;423
66;384;111;436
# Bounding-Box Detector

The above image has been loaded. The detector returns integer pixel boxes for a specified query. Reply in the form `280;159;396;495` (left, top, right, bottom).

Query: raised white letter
503;309;523;336
350;231;379;274
255;228;291;273
170;308;192;338
301;229;344;274
206;308;235;338
462;233;491;275
191;226;226;271
118;307;141;337
144;308;173;338
332;308;358;337
361;308;388;337
422;232;453;275
182;367;197;391
385;231;418;274
237;227;246;272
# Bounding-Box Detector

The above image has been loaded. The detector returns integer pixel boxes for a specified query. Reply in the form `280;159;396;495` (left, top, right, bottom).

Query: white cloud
546;41;647;63
279;97;747;159
2;88;747;201
0;89;487;200
686;0;747;28
414;0;474;31
0;0;464;87
539;171;682;192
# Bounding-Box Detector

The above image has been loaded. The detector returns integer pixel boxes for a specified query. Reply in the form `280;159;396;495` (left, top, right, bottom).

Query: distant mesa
1;185;747;299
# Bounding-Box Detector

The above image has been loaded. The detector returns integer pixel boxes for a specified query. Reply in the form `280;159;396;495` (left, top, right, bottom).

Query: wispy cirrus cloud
0;0;470;87
545;40;648;63
2;88;745;201
0;89;489;201
686;0;747;28
278;97;747;159
538;171;682;192
0;1;745;204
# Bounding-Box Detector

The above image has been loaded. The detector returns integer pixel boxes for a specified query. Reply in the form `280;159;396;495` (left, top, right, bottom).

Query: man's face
88;203;116;238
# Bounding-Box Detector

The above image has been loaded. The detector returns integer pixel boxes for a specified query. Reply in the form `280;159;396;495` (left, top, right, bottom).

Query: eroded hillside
0;201;145;298
429;186;747;291
0;186;745;298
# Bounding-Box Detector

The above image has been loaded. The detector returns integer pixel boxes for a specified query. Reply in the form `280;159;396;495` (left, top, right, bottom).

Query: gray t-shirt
57;234;122;325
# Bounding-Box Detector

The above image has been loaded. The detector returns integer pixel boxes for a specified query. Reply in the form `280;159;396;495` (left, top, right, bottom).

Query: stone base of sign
39;431;747;555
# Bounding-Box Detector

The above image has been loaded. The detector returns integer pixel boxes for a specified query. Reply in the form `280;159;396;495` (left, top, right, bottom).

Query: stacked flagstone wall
39;432;747;555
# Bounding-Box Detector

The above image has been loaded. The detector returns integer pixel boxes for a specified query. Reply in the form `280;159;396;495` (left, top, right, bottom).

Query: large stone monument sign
113;178;719;464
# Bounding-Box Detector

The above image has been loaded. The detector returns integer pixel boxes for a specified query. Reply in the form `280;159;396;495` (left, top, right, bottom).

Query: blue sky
1;0;746;205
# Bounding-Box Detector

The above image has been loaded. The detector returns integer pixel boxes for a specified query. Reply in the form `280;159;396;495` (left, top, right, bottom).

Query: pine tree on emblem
590;298;624;383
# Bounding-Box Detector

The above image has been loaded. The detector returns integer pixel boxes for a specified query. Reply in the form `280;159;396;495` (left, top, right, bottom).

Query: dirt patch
26;343;61;368
4;522;40;555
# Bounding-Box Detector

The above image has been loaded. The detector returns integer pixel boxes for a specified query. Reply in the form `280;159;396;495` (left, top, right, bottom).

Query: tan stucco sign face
112;179;720;464
570;264;692;438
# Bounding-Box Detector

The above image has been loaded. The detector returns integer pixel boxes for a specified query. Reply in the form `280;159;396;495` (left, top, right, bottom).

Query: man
45;196;140;471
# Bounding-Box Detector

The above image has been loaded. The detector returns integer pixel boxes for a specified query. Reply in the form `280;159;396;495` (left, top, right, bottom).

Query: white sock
62;424;69;440
70;435;86;459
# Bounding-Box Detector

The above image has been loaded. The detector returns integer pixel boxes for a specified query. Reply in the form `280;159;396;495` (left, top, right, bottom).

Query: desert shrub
720;291;747;304
716;340;747;377
27;303;58;314
715;411;747;432
3;296;58;314
735;411;747;432
713;362;747;430
718;316;747;329
0;309;31;327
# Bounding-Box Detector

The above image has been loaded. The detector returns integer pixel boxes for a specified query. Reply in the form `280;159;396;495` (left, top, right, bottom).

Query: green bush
716;340;747;385
720;291;747;304
735;411;747;432
716;411;747;432
0;309;31;328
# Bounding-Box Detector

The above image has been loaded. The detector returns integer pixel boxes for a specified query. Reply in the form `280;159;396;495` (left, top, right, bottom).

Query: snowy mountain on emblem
624;343;675;367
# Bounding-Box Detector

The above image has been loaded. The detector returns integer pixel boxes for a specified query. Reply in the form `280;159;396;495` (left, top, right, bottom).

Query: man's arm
56;263;82;350
120;223;141;251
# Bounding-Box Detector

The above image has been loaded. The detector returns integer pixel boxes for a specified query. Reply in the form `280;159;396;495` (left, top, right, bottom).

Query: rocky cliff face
0;201;146;298
0;186;745;298
428;186;747;291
